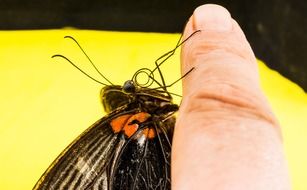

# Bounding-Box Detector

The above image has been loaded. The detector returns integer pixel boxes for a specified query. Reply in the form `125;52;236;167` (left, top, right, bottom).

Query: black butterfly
33;31;199;190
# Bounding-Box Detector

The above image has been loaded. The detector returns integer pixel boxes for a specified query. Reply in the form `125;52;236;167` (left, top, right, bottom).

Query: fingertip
193;4;232;32
182;4;233;40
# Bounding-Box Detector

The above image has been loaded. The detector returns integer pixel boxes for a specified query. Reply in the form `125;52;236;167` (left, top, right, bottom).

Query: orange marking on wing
110;114;132;133
131;112;151;123
123;124;139;138
123;112;151;138
143;128;156;139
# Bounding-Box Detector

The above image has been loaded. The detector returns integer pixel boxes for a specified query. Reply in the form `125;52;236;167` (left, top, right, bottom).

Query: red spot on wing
110;112;152;138
123;123;138;138
142;128;156;139
110;114;132;133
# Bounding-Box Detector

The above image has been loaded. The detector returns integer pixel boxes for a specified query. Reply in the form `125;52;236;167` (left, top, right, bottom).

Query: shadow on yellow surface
0;30;306;189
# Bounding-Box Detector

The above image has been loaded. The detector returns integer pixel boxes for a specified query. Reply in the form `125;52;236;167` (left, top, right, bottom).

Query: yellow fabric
0;30;306;189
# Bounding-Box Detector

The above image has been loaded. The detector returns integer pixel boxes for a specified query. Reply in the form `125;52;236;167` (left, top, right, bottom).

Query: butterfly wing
33;116;120;190
33;109;175;190
110;118;175;190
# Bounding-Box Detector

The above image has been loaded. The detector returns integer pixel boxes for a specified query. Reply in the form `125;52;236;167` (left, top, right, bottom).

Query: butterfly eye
123;80;136;93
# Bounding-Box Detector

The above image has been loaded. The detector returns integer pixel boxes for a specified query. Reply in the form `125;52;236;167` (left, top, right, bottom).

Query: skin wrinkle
190;53;259;86
184;36;253;62
181;87;279;129
176;111;281;153
190;42;256;69
181;47;277;127
181;57;281;135
177;119;278;163
182;19;257;75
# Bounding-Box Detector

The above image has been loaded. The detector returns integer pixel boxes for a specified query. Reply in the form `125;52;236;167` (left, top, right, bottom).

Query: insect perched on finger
33;31;199;190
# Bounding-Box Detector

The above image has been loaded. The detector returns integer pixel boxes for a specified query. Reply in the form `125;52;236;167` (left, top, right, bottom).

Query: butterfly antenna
52;54;108;86
151;34;183;74
151;30;201;92
164;67;194;88
152;30;201;73
64;36;114;85
150;67;195;90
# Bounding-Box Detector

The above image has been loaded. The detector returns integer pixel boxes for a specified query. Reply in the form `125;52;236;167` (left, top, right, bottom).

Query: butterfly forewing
33;116;119;190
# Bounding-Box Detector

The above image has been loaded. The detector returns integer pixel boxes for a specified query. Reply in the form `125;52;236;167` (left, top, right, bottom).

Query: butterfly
33;31;199;190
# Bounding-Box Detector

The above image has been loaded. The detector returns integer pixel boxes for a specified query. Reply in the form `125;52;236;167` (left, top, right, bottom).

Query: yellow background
0;30;306;189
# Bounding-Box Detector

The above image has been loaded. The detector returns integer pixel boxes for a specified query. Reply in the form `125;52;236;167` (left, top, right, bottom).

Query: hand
172;4;291;190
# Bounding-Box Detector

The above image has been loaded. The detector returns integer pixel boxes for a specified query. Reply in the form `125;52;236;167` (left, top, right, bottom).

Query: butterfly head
122;80;136;94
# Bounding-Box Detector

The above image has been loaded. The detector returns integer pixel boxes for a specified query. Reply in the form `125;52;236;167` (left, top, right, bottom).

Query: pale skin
172;4;291;190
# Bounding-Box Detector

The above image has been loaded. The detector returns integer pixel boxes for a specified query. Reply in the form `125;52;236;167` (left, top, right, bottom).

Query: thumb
172;4;290;190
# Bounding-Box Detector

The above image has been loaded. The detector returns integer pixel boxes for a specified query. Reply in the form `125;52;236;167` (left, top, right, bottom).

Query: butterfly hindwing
111;118;174;190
